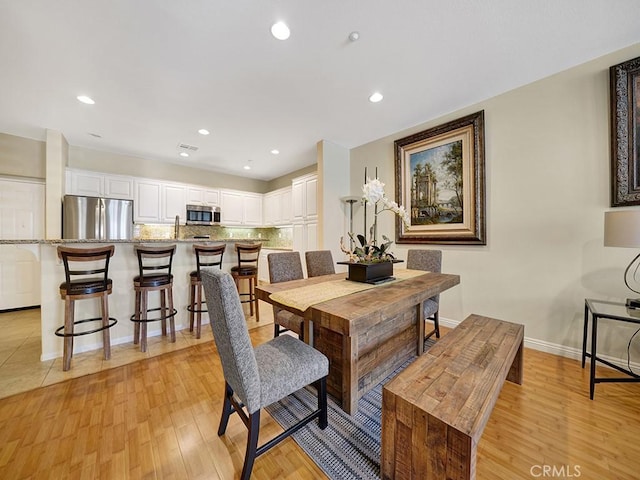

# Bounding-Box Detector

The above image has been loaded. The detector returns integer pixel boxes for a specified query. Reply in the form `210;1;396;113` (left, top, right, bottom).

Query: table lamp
604;210;640;308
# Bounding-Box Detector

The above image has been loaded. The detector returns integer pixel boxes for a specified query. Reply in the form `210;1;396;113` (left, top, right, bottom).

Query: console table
582;298;640;399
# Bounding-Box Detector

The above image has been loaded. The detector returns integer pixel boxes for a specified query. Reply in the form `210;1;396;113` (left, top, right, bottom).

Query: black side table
582;299;640;399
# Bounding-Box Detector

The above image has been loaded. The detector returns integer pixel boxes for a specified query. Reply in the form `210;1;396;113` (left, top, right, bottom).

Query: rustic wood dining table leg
343;334;358;415
417;301;425;355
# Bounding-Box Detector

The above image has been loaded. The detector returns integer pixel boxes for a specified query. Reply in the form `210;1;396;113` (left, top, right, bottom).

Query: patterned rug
265;339;435;480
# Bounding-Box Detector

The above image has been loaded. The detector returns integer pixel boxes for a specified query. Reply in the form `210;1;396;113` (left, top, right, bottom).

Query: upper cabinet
161;183;186;222
134;179;162;223
292;174;318;222
187;186;220;206
263;186;292;226
221;189;263;226
66;169;134;199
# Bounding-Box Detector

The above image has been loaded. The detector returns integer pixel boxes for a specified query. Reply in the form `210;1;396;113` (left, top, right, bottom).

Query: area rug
265;339;435;480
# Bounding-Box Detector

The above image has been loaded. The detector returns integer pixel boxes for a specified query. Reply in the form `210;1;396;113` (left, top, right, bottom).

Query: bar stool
55;245;118;371
230;243;261;321
187;243;226;339
130;244;177;352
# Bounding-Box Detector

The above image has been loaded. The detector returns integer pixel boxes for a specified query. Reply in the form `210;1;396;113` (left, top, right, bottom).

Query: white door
0;178;44;309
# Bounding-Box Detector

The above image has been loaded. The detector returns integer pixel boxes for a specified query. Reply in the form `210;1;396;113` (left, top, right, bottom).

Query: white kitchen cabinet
221;190;244;225
68;170;103;197
161;183;186;222
187;187;220;206
263;187;292;226
221;190;262;226
291;174;318;255
104;175;134;199
292;173;317;222
66;169;133;199
203;189;220;206
243;193;262;226
134;180;162;222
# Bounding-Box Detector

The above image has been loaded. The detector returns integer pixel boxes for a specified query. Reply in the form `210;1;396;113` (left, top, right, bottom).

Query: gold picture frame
610;56;640;207
394;111;486;245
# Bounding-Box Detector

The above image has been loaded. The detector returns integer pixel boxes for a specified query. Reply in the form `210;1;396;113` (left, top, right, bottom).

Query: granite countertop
0;238;291;250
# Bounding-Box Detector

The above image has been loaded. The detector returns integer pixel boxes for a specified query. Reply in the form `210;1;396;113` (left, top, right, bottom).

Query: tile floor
0;301;272;400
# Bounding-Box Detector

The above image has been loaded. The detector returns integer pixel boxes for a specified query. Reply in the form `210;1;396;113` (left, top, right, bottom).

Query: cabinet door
243;194;262;226
104;175;134;199
71;171;104;196
187;187;204;204
221;191;243;225
305;222;318;251
305;176;318;220
291;180;305;221
135;180;162;222
204;189;220;206
162;184;186;222
292;223;305;253
280;188;292;224
263;192;276;226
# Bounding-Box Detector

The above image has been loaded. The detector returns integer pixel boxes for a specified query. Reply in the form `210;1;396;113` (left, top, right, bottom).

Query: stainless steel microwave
186;204;220;225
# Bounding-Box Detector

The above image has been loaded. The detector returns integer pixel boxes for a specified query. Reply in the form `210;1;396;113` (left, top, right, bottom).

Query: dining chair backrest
305;250;336;277
268;251;304;284
201;268;261;413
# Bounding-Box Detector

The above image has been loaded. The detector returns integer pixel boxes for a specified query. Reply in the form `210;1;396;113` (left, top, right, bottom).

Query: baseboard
438;316;640;373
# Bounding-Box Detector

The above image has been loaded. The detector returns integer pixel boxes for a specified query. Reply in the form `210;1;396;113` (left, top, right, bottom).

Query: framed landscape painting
610;55;640;207
394;111;486;245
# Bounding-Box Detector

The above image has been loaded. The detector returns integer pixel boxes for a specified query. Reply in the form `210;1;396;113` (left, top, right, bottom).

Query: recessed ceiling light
198;129;210;135
369;92;383;103
348;31;360;42
180;152;189;158
271;21;290;40
243;165;251;170
271;149;279;155
77;95;95;105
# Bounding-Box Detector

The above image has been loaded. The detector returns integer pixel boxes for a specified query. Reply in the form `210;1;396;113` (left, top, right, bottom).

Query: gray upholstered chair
267;251;305;339
201;269;328;480
406;249;442;339
305;250;336;277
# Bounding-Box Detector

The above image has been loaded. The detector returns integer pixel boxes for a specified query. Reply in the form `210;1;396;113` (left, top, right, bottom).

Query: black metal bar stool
230;243;261;321
187;243;225;338
56;245;118;371
130;244;177;352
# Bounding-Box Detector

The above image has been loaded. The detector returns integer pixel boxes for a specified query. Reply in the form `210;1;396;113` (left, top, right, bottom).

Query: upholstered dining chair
406;249;442;339
201;269;328;480
267;251;305;339
305;250;336;278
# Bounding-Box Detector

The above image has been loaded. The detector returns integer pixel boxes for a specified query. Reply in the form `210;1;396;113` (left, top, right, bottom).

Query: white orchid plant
340;177;411;263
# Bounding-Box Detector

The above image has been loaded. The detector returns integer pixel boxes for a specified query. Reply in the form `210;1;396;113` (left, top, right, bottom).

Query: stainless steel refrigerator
63;195;133;240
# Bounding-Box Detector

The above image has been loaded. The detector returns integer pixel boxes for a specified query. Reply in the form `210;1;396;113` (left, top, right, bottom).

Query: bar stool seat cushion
60;278;112;296
231;265;258;275
423;298;438;318
134;273;173;288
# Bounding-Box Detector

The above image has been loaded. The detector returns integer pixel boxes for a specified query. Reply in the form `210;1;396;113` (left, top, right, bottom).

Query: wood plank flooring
1;324;640;479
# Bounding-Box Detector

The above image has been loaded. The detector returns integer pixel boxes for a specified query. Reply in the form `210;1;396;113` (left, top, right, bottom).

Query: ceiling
1;1;640;181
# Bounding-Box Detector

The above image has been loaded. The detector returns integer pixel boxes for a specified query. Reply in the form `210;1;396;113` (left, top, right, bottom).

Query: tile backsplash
137;224;293;248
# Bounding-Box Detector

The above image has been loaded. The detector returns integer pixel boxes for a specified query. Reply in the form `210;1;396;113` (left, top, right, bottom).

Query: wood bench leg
507;339;524;385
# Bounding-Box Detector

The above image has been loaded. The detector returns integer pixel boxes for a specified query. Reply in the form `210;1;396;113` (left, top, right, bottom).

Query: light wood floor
1;322;640;479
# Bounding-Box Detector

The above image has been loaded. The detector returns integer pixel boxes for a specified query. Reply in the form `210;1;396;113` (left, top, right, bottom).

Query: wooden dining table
256;269;460;414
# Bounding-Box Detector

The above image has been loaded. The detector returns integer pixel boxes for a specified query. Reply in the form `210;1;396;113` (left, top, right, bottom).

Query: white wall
347;43;640;361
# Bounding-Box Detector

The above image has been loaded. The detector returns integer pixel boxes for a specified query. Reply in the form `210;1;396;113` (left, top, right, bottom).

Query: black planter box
338;261;395;284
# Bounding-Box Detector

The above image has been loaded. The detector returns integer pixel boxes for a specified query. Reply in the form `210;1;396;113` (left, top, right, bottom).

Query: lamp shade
604;210;640;248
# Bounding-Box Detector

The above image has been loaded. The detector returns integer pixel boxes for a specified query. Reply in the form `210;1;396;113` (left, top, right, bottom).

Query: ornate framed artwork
394;110;486;245
610;55;640;207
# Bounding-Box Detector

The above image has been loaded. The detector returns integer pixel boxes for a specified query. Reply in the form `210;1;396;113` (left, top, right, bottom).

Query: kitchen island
4;238;277;362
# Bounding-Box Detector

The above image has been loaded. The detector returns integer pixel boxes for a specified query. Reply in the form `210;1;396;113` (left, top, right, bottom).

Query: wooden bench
381;314;524;480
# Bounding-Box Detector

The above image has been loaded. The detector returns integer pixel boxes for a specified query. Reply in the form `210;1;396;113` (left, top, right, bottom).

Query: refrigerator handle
99;198;105;240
